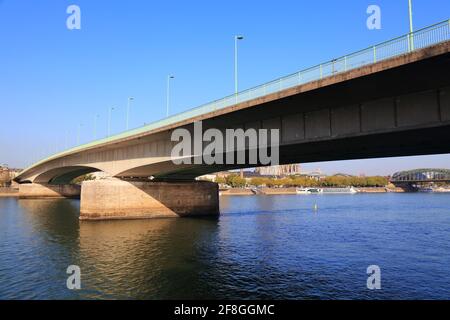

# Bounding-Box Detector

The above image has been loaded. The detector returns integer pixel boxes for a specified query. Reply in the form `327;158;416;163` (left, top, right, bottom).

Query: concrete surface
19;184;81;199
79;179;219;220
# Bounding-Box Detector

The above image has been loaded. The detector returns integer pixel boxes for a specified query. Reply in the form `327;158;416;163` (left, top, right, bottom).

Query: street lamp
408;0;414;51
126;97;134;130
234;35;244;99
166;75;175;117
108;107;115;137
235;35;244;178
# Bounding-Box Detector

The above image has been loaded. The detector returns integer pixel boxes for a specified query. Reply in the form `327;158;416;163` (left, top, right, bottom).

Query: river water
0;193;449;299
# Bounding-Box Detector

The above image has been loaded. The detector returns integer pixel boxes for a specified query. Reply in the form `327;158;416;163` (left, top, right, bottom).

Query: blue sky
0;0;449;174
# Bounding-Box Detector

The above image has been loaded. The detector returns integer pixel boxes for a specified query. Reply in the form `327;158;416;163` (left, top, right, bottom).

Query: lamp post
408;0;414;51
166;75;174;117
108;107;115;137
235;35;244;178
126;97;134;130
234;35;244;100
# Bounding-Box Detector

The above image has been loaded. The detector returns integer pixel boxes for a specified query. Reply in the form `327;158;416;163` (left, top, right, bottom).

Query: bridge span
15;21;450;220
391;168;450;184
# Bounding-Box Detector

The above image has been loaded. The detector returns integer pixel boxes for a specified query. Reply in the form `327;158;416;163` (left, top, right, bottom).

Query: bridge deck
17;20;450;180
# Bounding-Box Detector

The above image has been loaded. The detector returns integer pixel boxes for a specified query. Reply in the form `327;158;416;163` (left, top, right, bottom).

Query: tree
71;174;96;185
215;176;226;184
225;174;246;188
249;177;268;187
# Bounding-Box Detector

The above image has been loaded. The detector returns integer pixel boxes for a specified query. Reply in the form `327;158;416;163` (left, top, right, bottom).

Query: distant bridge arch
391;168;450;183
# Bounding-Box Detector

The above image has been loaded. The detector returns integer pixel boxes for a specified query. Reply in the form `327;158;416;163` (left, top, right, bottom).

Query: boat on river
322;186;358;194
296;186;358;194
296;188;323;194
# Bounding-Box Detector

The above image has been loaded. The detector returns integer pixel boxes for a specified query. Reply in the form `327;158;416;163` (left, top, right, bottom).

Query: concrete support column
80;179;219;220
19;183;81;199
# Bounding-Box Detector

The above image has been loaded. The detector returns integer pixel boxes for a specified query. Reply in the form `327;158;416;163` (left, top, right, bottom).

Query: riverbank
220;187;299;196
220;188;254;196
260;187;297;195
0;187;19;197
220;186;405;195
358;187;404;193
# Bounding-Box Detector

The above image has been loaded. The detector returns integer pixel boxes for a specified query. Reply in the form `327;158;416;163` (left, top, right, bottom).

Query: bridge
15;20;450;220
391;168;450;185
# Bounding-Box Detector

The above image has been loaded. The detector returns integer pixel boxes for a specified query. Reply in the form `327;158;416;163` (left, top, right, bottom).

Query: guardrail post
373;45;377;63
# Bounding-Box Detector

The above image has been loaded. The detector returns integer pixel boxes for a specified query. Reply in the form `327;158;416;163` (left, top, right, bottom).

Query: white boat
296;187;359;194
417;187;434;193
296;187;323;194
296;188;311;194
321;186;358;194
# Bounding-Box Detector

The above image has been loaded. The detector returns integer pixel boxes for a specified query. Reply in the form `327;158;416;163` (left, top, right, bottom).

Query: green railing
21;19;450;174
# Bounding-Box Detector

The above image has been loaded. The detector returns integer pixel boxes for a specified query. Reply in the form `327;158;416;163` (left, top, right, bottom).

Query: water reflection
78;217;220;299
18;199;80;239
1;194;450;299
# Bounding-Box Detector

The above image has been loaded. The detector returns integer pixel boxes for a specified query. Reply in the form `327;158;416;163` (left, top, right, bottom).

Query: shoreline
2;187;446;198
0;187;19;197
220;187;404;196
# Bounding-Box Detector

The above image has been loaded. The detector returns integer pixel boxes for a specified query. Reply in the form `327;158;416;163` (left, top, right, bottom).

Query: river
0;193;449;299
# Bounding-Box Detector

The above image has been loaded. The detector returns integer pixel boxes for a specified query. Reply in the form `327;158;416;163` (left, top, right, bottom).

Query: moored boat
321;186;358;194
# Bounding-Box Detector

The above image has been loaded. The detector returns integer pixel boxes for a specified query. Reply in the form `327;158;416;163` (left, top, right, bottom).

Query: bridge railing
21;19;450;173
163;19;449;126
132;20;450;135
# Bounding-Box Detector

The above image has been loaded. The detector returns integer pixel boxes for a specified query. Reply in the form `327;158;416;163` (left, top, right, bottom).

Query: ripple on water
0;194;450;299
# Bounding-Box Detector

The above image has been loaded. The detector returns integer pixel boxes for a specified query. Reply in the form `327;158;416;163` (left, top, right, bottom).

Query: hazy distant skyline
1;0;449;173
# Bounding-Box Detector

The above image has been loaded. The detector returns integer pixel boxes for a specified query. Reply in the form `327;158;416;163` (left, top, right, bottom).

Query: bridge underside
33;166;100;184
150;124;450;181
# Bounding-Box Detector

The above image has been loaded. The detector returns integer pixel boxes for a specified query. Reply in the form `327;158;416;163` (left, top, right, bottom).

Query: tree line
213;174;388;188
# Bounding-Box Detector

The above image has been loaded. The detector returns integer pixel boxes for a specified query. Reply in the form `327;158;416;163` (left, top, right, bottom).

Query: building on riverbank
0;165;21;187
0;166;11;187
255;164;301;176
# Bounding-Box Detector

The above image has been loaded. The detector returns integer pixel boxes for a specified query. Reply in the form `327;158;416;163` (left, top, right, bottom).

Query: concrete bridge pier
79;179;219;220
19;183;81;199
